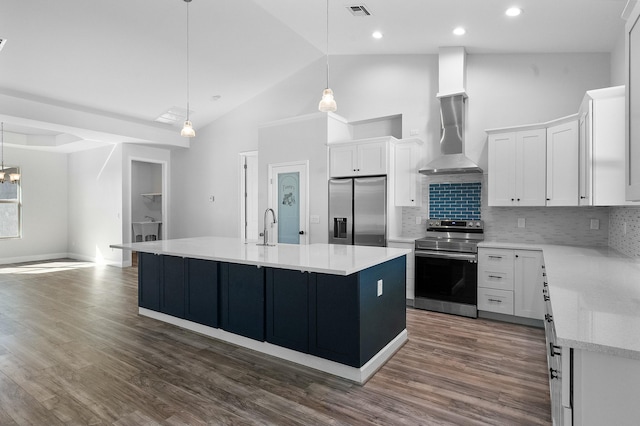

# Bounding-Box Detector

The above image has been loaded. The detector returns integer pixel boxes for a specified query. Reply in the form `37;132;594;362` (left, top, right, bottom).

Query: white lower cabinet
388;241;415;301
478;247;544;320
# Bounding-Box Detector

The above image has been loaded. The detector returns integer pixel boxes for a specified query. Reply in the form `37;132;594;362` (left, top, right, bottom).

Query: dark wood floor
0;260;551;425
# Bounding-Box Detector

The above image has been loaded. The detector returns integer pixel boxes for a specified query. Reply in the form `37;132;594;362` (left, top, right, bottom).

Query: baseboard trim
139;307;407;385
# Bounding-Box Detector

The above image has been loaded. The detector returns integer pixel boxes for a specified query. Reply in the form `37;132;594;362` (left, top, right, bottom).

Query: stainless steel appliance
414;219;484;318
328;176;387;247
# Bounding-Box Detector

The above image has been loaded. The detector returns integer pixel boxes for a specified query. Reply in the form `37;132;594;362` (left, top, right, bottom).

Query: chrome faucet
259;208;277;246
144;215;156;222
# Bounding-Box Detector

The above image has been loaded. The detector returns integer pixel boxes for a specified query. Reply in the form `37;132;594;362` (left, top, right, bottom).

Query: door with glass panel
268;162;308;244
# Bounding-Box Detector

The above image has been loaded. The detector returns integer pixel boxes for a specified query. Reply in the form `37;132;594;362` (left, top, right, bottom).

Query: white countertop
480;241;640;360
112;236;410;276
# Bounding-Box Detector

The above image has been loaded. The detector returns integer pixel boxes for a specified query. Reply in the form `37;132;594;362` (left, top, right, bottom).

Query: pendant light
318;0;337;112
180;0;196;137
0;123;19;184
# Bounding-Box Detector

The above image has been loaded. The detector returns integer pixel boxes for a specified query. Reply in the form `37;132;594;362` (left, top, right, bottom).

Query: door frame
239;151;258;240
128;157;168;266
268;160;310;244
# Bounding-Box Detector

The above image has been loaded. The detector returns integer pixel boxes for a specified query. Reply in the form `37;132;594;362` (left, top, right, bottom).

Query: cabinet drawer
478;288;514;315
478;270;514;291
479;249;514;272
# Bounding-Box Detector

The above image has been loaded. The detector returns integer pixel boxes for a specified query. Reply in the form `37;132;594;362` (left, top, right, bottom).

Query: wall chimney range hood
419;47;482;175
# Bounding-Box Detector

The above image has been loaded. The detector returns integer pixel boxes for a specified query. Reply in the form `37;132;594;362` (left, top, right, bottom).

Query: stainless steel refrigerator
328;176;387;247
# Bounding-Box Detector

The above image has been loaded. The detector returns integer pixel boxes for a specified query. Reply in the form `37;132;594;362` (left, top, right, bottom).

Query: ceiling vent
0;38;7;53
346;5;371;17
154;106;191;125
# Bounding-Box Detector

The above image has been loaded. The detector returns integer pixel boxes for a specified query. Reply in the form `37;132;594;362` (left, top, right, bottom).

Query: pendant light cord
325;0;330;89
185;0;191;122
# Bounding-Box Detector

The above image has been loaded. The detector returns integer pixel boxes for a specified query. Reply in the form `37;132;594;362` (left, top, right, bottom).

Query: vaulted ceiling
0;0;629;148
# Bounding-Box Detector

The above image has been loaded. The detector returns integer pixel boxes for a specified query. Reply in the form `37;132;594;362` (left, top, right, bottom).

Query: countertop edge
111;240;410;276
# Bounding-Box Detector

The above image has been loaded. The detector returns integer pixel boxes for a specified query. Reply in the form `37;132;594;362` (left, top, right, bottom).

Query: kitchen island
111;236;409;384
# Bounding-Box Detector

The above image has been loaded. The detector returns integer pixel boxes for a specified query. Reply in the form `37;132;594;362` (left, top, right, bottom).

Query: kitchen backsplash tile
429;182;481;220
609;207;640;257
401;174;611;247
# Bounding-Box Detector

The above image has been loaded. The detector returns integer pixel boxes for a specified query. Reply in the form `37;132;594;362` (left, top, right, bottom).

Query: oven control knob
476;222;481;227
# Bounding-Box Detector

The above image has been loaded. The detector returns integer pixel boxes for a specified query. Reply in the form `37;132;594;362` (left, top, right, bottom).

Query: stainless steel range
414;219;484;318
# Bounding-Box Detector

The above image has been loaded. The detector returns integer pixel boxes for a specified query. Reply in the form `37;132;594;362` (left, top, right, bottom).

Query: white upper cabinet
488;128;546;206
546;118;579;206
329;139;388;177
393;139;422;207
580;86;638;206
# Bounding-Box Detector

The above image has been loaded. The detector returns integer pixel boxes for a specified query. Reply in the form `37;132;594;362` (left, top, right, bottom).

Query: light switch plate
415;216;422;224
517;218;525;228
377;279;383;297
590;219;600;230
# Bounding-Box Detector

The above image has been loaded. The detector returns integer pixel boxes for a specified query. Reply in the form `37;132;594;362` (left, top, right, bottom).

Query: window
0;167;21;238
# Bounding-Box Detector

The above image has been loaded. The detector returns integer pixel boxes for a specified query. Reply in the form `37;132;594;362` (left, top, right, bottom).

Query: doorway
268;161;309;244
130;159;167;266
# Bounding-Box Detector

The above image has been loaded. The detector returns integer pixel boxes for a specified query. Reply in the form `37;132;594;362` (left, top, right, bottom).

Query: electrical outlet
590;219;600;230
208;195;215;202
410;129;419;136
517;218;526;228
377;279;383;297
310;215;320;224
415;216;422;225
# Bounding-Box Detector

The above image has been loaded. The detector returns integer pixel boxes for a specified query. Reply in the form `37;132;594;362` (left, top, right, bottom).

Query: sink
132;221;162;241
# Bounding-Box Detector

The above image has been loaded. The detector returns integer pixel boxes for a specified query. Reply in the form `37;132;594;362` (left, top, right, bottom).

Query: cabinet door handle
488;298;502;303
511;198;515;201
517;198;521;201
488;255;502;259
488;275;502;279
545;313;553;323
544;295;550;301
580;196;587;199
515;254;519;258
550;368;559;380
549;343;561;357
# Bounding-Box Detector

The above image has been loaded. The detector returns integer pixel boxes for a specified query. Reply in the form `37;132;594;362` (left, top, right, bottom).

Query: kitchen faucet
145;215;156;222
258;208;277;246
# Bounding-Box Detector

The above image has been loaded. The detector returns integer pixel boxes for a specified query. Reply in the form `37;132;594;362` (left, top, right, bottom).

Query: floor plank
0;259;551;425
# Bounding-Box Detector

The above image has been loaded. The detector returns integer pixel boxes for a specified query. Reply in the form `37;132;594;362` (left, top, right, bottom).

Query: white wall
0;147;68;264
611;27;626;86
466;53;611;171
170;54;438;239
68;144;123;265
257;113;332;243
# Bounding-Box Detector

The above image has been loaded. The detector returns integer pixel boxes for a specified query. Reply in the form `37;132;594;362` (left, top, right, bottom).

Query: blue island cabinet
309;256;406;368
220;263;265;341
137;253;219;327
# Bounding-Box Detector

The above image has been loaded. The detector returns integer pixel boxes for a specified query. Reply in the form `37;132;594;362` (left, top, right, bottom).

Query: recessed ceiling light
505;7;523;17
453;27;466;36
372;31;383;39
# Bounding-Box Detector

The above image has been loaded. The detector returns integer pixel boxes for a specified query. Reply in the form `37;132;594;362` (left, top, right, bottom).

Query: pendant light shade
182;0;195;137
318;88;337;112
319;0;337;112
181;120;196;137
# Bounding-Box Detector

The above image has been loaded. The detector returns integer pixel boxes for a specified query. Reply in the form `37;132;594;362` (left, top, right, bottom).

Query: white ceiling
0;0;630;147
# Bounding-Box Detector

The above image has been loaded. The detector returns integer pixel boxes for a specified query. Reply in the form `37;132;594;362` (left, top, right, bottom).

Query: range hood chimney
419;47;482;175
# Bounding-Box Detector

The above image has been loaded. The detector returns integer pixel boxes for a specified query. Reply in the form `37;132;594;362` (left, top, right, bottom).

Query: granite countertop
111;236;410;276
480;241;640;360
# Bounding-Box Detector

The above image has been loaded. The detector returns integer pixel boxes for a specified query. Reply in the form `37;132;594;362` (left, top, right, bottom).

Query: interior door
269;162;308;244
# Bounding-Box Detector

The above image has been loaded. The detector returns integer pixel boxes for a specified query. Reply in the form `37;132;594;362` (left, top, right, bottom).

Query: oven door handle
415;250;477;261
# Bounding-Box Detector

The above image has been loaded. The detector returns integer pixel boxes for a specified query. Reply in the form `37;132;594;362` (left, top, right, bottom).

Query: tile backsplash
402;174;611;247
609;207;640;257
429;182;481;220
